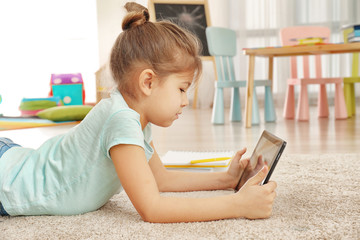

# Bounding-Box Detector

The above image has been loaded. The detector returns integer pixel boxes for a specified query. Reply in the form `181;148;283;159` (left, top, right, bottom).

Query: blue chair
206;26;276;124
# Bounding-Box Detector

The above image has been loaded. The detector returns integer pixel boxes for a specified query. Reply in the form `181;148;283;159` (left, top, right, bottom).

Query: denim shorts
0;137;21;216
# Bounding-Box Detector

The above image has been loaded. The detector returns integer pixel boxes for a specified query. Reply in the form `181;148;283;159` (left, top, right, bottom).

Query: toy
19;97;63;117
37;105;93;122
49;73;85;105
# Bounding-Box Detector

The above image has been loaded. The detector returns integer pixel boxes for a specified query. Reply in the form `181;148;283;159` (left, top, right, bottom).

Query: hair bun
122;2;149;31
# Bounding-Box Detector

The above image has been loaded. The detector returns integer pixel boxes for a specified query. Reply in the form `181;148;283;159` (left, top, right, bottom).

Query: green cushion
20;100;58;110
37;105;93;122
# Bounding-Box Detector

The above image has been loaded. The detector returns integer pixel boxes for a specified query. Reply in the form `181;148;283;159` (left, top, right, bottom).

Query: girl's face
146;73;193;127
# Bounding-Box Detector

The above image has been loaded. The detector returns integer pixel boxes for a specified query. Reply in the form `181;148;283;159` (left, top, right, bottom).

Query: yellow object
343;53;360;117
163;164;230;168
298;37;323;45
342;27;353;43
343;27;360;117
190;157;231;164
161;151;233;169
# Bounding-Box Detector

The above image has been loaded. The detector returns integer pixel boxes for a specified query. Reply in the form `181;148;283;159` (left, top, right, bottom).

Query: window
0;0;99;115
229;0;360;103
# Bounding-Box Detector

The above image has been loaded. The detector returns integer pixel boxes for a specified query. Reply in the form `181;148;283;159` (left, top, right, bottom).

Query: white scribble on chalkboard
164;5;205;31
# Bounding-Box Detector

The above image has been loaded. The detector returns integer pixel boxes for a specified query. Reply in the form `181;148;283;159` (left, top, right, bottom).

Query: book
348;36;360;42
341;24;360;43
161;150;234;172
348;30;360;38
341;24;360;30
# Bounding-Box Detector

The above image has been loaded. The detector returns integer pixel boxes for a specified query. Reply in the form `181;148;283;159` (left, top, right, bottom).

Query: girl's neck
121;90;149;130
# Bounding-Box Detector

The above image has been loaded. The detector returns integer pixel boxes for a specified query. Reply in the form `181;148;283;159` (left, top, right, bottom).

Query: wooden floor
151;106;360;156
2;106;359;157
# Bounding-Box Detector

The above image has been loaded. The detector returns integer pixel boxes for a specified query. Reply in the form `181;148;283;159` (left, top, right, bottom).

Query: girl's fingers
234;148;246;159
264;181;277;191
239;158;249;169
246;166;268;186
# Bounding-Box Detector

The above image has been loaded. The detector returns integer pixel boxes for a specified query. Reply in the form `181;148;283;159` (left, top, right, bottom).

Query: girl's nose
182;94;189;107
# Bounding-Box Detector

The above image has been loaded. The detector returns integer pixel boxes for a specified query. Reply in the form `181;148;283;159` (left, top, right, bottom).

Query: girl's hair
110;2;203;99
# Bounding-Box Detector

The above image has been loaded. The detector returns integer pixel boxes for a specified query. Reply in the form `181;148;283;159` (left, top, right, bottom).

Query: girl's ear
138;69;156;96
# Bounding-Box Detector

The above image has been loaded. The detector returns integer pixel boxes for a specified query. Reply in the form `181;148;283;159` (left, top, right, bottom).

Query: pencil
190;157;231;164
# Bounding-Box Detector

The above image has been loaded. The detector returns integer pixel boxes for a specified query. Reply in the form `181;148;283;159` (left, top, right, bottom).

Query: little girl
0;2;276;222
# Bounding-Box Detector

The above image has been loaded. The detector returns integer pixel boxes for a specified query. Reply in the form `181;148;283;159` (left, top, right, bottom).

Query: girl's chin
154;120;175;128
163;121;174;127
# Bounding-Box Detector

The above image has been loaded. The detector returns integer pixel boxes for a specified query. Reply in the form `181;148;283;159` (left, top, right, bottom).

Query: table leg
268;56;274;87
245;55;255;128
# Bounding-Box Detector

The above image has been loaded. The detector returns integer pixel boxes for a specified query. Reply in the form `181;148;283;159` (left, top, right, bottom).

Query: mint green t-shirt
0;90;154;216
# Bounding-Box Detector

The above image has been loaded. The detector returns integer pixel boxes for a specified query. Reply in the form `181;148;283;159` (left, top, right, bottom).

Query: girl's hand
235;166;277;219
235;154;265;191
226;148;250;189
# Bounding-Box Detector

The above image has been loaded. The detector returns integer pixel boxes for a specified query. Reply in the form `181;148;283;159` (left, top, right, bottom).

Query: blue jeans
0;137;21;216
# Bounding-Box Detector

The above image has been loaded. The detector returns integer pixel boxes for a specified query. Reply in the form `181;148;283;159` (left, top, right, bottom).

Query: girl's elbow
140;213;157;223
139;208;163;223
136;199;164;223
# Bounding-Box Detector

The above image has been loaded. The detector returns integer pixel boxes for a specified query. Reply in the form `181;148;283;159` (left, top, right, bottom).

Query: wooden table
243;42;360;128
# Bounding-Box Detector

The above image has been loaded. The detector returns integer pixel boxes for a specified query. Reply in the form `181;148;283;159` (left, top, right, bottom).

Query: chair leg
211;88;225;124
318;84;329;118
334;83;348;120
297;84;309;121
350;83;356;116
343;82;353;117
229;87;241;122
251;88;260;125
283;84;295;119
264;86;276;122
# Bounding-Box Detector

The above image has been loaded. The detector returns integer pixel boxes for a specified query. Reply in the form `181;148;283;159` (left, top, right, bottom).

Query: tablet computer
235;130;286;191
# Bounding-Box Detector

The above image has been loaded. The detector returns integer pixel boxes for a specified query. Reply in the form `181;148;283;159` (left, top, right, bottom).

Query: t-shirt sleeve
101;110;144;158
143;122;152;144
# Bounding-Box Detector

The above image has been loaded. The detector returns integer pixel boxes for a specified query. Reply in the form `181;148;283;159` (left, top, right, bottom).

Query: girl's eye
180;89;185;93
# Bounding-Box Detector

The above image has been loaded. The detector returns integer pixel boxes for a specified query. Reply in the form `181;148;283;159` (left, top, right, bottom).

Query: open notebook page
161;151;234;168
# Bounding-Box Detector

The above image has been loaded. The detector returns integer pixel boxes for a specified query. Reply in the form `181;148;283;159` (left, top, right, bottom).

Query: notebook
161;151;234;172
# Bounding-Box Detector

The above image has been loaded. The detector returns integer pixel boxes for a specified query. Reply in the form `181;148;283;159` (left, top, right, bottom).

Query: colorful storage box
50;73;85;105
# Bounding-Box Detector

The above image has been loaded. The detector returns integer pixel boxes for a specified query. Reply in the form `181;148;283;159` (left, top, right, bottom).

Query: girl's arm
110;144;277;223
148;142;248;192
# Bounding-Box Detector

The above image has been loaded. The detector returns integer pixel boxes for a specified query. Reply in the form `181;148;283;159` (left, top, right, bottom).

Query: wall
0;0;99;115
95;0;231;108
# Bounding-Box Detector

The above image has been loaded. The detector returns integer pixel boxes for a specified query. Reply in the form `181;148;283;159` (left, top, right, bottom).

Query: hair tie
143;9;149;22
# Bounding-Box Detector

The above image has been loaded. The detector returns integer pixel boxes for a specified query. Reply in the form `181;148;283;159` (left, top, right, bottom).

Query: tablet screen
249;131;285;169
235;130;286;190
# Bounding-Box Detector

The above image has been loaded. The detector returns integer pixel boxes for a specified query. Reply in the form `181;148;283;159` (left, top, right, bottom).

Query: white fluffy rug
1;154;359;240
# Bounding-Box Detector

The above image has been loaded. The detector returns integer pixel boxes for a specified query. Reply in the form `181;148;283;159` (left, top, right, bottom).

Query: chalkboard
148;0;211;59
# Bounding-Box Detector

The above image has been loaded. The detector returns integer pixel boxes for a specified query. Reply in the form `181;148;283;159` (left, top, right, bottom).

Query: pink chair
280;26;348;121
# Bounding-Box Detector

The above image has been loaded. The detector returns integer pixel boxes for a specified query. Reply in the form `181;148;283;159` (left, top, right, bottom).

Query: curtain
194;0;360;108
